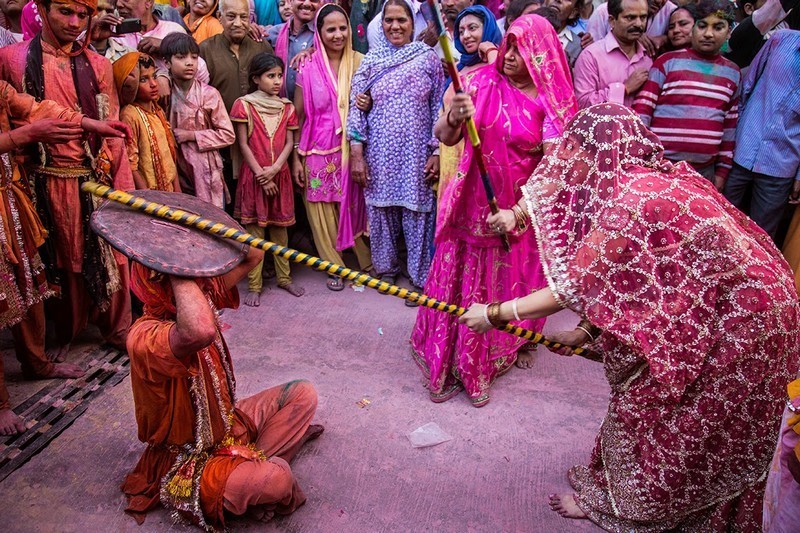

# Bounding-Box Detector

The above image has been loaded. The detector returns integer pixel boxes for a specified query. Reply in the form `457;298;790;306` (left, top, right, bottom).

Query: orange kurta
0;38;134;272
122;273;312;528
0;80;83;327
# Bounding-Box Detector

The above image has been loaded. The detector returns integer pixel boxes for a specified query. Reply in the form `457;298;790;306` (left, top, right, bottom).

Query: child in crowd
232;52;304;305
114;52;181;192
279;0;292;21
161;33;235;208
633;0;740;191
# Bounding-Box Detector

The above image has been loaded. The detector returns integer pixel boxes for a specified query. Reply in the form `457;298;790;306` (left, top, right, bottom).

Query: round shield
90;190;249;277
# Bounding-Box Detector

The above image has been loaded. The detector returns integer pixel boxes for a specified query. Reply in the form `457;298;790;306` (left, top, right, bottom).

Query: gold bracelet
487;302;508;328
577;319;600;341
512;204;528;232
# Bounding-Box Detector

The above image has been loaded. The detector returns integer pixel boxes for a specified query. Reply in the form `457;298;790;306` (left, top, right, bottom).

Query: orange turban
113;52;142;106
46;0;99;13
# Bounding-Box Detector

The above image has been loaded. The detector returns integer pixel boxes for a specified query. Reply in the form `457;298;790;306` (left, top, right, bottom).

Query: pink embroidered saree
523;103;800;530
296;5;368;250
410;15;578;407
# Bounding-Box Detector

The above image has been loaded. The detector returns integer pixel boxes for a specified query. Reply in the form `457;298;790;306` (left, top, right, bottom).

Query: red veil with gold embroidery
523;104;800;530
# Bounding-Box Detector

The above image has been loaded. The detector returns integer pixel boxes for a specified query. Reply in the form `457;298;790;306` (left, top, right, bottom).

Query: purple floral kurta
347;49;444;213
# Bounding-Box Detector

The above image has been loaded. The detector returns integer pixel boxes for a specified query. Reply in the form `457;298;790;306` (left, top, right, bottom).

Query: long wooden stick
426;0;510;253
82;183;592;358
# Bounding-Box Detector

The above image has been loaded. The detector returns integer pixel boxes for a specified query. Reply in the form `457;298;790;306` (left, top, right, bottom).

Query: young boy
161;33;235;208
633;0;740;191
114;52;181;192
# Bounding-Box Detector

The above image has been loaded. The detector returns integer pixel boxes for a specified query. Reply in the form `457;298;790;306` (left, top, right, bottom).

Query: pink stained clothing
295;5;367;251
586;1;677;43
573;32;653;109
0;39;134;272
410;15;578;406
231;94;298;227
111;21;210;83
523;103;800;530
169;80;235;208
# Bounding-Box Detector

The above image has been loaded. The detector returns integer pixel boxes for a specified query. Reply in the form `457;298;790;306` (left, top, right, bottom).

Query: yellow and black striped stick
81;183;591;358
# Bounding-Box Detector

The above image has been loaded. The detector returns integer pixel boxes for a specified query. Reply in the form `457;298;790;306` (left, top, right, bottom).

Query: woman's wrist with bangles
481;302;509;328
511;204;528;231
576;319;600;342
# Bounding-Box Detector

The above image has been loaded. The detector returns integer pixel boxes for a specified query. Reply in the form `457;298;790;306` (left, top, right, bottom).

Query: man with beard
573;0;653;108
0;0;134;361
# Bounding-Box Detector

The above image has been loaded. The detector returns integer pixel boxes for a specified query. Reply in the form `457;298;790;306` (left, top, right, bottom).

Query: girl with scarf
438;5;503;205
292;4;371;291
411;15;577;407
461;103;800;530
346;0;445;294
232;52;304;305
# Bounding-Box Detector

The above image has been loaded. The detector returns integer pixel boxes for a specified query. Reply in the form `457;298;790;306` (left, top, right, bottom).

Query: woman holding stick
437;5;502;205
462;103;800;529
411;14;577;407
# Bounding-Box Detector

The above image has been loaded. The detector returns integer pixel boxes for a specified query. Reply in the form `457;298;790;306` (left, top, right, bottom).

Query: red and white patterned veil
522;103;797;396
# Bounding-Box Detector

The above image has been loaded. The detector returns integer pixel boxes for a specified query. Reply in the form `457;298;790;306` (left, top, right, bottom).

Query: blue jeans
723;163;795;241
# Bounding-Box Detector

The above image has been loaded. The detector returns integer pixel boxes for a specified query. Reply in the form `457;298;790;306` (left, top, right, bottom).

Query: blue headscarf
454;5;503;71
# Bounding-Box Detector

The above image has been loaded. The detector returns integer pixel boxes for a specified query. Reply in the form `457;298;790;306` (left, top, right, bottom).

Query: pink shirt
586;1;677;43
111;20;210;83
572;31;653;109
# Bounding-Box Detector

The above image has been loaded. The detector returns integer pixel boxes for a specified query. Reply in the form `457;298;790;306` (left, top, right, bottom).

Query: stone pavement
0;264;609;532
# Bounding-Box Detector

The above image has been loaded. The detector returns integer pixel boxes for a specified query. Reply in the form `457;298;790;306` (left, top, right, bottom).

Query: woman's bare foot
46;343;70;363
40;363;85;379
302;424;325;445
548;493;587;519
244;291;261;307
279;283;305;297
516;350;534;369
0;408;26;436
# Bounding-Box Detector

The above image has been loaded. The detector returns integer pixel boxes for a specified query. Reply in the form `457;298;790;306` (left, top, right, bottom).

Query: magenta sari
525;103;800;530
410;15;578;407
296;5;368;250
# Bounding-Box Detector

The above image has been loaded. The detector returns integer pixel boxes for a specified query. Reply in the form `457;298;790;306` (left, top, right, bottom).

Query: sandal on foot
326;276;345;292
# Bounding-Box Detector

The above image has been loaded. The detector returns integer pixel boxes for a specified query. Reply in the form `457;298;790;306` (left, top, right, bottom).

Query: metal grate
0;347;130;482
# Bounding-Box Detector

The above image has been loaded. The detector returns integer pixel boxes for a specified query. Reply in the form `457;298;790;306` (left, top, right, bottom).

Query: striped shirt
634;48;741;179
733;30;800;181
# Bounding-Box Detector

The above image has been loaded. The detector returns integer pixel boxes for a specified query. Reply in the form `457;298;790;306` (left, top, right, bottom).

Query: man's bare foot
548;493;587;519
0;408;26;436
40;363;85;379
46;344;70;363
302;424;325;445
244;291;261;307
516;350;534;369
279;283;305;297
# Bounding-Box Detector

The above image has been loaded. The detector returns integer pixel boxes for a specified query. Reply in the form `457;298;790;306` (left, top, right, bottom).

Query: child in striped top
633;0;740;191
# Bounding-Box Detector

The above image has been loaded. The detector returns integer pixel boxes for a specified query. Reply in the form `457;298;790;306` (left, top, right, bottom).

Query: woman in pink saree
410;15;578;407
461;103;800;530
292;4;371;291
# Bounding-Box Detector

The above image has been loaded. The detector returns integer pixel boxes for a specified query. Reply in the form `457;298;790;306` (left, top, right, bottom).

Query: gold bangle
577;319;600;341
487;302;508;329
